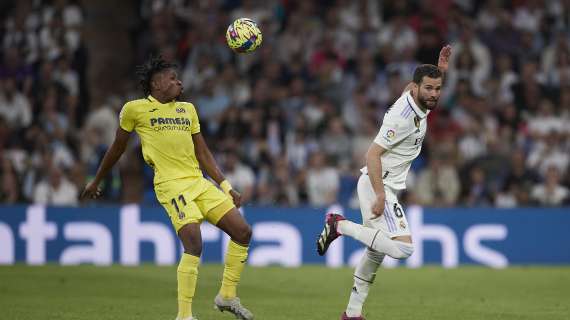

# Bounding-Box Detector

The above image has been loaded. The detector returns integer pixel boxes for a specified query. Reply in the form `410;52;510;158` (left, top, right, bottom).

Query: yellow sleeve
188;103;201;134
119;102;135;132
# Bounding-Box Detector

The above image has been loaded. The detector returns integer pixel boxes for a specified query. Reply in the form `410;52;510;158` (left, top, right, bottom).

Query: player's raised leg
317;176;414;259
317;212;414;259
317;212;346;255
176;223;203;320
214;207;254;320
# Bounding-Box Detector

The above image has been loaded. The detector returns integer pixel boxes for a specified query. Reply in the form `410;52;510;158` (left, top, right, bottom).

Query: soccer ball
226;18;263;53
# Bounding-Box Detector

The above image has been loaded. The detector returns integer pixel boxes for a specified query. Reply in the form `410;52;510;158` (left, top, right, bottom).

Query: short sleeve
119;102;135;132
188;103;201;134
373;119;411;150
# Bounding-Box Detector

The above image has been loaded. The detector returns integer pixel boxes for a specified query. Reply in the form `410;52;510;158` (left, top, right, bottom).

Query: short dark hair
413;64;442;84
135;55;177;96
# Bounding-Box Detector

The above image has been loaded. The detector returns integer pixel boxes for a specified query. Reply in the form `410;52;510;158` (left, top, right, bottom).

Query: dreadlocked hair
135;55;178;96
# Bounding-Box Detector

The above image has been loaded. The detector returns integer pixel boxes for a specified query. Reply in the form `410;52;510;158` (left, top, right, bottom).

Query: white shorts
357;174;411;238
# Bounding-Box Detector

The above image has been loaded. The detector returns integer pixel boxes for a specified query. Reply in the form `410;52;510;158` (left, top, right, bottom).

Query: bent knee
243;224;253;243
234;224;252;245
183;243;203;256
394;241;414;259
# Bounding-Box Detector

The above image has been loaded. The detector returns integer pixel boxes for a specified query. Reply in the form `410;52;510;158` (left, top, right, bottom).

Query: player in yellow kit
81;56;254;320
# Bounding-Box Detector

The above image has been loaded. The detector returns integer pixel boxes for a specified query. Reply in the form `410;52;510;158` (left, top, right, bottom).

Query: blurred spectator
527;131;569;178
447;20;492;98
0;77;32;129
0;154;20;203
305;152;339;207
495;181;519;208
231;0;271;25
494;53;518;104
223;153;255;204
513;1;543;33
511;60;547;114
415;25;444;67
457;117;486;164
377;14;417;59
545;47;570;88
497;149;539;207
476;0;503;31
257;158;299;206
33;165;78;206
472;136;510;192
195;78;231;134
320;117;352;169
531;166;569;206
541;32;570;79
82;98;119;148
503;149;539;193
415;154;461;207
527;99;565;138
464;166;492;207
285;125;317;172
53;54;79;97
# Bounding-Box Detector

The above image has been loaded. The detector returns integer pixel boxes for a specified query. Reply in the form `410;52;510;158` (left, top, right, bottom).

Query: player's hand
371;192;386;218
81;181;102;200
229;189;242;208
437;45;452;73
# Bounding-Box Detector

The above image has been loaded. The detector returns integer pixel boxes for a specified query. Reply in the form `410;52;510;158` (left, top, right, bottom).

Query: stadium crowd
0;0;569;208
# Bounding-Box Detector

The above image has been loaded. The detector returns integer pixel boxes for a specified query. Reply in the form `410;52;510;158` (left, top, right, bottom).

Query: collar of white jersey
404;90;429;119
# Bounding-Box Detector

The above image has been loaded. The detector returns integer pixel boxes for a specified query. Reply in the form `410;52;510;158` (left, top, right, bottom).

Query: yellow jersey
119;95;203;188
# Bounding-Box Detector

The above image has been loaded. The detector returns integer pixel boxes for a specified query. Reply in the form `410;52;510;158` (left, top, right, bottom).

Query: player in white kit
316;46;452;320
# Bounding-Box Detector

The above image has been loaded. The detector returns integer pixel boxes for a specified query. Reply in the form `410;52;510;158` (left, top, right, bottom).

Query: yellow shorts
155;177;235;232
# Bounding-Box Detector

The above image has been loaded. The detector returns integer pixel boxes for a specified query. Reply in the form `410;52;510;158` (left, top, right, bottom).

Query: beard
418;94;438;110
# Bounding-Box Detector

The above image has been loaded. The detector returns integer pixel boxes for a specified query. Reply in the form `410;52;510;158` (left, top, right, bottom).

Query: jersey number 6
393;203;404;218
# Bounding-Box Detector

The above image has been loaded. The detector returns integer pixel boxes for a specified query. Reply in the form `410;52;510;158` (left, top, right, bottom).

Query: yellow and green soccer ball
226;18;263;53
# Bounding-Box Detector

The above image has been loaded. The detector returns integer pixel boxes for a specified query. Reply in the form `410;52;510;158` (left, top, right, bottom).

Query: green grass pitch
1;265;569;319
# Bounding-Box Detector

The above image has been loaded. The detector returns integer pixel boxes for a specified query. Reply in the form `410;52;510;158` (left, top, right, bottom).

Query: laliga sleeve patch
384;129;396;142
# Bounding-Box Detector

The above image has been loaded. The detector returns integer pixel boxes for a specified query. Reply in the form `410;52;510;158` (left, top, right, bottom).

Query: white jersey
361;91;429;190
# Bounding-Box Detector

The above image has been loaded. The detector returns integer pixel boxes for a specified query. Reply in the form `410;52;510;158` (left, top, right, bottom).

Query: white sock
346;248;384;317
338;220;414;259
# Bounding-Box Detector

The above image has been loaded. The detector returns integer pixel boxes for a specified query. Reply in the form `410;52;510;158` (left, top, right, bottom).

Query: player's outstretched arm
437;44;452;74
81;128;131;200
192;132;242;208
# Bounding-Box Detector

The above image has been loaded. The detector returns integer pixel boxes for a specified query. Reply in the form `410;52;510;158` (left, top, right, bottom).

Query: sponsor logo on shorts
400;221;407;229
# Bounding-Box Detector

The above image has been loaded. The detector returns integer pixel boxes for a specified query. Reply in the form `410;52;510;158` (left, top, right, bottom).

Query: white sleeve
373;118;413;150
